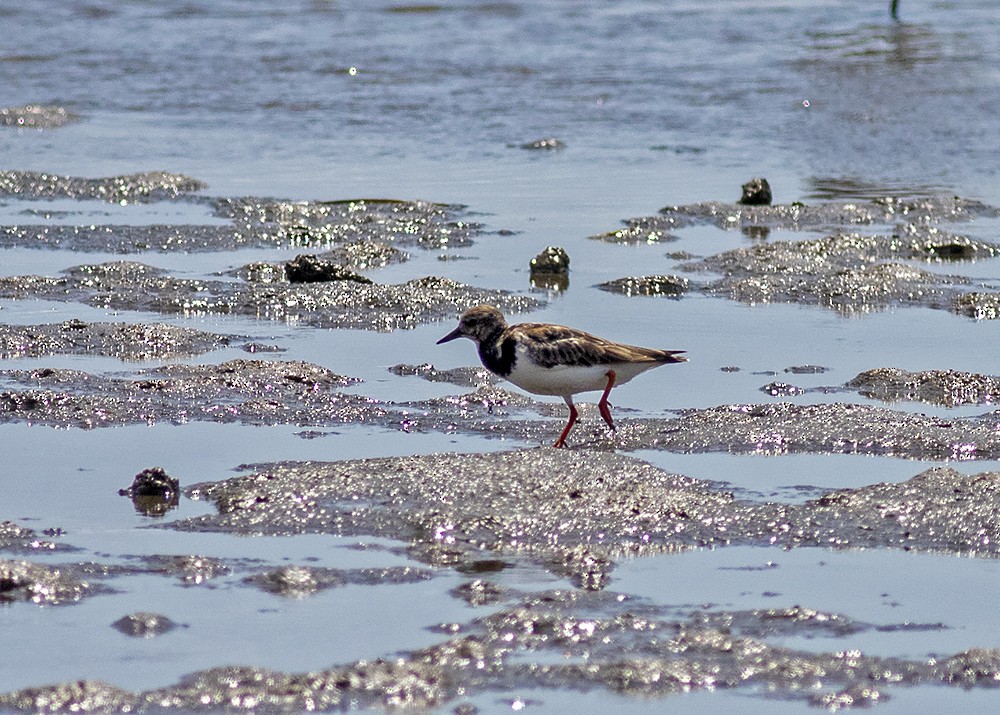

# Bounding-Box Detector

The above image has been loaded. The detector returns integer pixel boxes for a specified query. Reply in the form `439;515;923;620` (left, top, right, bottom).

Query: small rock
118;467;180;517
529;246;570;274
738;177;773;206
520;138;566;150
112;612;180;638
529;247;570;291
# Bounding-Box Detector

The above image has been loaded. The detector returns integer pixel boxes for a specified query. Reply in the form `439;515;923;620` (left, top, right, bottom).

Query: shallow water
2;0;1000;712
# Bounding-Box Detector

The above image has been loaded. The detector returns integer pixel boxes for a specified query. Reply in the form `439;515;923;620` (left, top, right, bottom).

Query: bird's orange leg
553;396;578;448
598;370;617;432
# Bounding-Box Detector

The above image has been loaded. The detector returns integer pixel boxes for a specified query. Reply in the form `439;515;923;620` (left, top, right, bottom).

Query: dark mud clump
118;467;181;517
528;245;570;291
175;451;1000;588
0;105;79;129
597;275;689;297
283;254;373;284
236;243;407;283
528;246;570;274
849;367;1000;407
0;170;206;203
738;177;773;206
0;319;240;361
0;261;541;331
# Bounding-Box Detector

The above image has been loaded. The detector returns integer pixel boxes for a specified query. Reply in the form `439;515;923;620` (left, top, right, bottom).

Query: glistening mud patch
0;320;244;361
175;450;1000;587
597;195;1000;317
3;360;999;461
0;262;540;331
3;585;999;712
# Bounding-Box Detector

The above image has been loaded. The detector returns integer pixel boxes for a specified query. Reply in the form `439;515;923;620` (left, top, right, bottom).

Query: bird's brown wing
512;323;685;368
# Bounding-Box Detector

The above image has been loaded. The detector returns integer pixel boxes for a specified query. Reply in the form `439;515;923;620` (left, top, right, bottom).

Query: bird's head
437;304;508;345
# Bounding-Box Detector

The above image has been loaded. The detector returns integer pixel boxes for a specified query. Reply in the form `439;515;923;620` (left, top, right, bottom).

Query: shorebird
437;305;687;448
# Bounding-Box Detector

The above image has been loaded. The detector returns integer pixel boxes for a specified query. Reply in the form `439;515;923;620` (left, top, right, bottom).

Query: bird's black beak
436;326;463;344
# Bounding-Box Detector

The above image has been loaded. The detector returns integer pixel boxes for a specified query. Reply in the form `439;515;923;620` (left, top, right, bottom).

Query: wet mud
175;451;1000;584
3;359;999;462
0;205;477;254
598;196;1000;316
0;521;66;554
245;565;433;599
0;320;242;361
0;171;487;255
0;359;376;429
0;171;206;203
0;171;488;338
111;612;182;639
3;354;997;461
0;559;106;605
597;274;689;297
3;584;999;712
849;367;1000;407
0;105;79;129
3;173;1000;711
0;262;539;331
645;195;1000;232
681;228;999;316
7;447;1000;711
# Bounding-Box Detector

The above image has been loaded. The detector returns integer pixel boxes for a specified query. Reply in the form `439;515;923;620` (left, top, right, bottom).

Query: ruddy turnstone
437;305;687;448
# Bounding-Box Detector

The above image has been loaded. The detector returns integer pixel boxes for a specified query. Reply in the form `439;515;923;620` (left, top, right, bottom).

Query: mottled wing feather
512;323;685;368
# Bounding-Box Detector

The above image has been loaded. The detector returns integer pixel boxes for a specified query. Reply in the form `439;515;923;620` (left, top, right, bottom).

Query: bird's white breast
504;343;662;397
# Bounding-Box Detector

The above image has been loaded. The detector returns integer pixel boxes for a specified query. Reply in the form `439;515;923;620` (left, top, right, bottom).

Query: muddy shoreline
2;172;999;712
